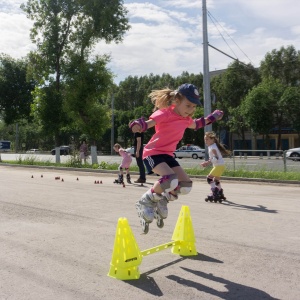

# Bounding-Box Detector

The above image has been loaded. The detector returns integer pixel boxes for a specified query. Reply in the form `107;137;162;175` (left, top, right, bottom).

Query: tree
260;45;300;86
21;0;130;144
63;55;113;144
0;54;35;124
241;79;286;149
211;61;260;148
281;86;300;143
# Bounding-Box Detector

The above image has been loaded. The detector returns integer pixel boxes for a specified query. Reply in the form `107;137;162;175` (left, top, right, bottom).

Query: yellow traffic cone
108;218;142;280
171;205;197;256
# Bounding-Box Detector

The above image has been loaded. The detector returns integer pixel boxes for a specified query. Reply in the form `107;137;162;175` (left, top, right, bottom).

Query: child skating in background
113;143;132;184
201;131;231;203
129;83;224;233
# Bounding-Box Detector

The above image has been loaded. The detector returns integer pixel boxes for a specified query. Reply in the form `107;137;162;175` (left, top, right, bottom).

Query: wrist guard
129;117;148;132
206;110;223;125
194;117;206;130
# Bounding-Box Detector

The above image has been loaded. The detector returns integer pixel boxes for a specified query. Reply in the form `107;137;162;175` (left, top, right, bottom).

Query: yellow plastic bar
140;240;180;257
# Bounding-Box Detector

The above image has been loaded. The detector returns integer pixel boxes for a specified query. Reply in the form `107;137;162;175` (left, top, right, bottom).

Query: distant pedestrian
79;140;88;164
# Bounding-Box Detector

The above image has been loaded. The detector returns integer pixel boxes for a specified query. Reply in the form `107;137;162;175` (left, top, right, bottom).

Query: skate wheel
157;219;164;228
205;199;209;202
218;200;222;203
143;222;149;234
209;199;213;202
214;200;218;203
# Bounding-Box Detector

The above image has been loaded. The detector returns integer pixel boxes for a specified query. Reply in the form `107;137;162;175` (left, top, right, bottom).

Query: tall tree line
0;0;300;154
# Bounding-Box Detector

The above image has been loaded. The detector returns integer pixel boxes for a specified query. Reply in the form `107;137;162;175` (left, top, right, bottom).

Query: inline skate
114;174;123;184
135;190;163;234
126;174;131;184
205;187;222;203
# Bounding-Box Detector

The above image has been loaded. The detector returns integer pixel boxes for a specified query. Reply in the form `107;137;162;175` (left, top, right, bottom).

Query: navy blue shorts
143;154;180;171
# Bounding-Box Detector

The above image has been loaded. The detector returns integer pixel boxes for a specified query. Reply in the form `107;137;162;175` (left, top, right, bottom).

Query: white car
174;145;205;159
285;147;300;161
125;145;147;157
26;149;40;154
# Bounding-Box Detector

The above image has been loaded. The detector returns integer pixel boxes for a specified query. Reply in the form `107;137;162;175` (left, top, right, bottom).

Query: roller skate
114;174;123;184
126;174;131;184
205;187;222;203
135;190;163;234
218;188;227;201
154;196;169;229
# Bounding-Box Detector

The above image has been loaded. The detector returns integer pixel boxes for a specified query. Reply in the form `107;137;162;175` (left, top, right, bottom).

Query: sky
1;0;300;84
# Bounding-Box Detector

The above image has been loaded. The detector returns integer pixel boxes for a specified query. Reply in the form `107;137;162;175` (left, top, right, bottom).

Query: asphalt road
0;166;299;299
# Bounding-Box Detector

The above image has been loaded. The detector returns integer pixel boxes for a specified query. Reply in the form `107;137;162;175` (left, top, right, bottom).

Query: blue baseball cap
177;83;201;106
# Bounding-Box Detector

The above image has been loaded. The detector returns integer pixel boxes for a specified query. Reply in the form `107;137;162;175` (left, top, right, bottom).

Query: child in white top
201;131;231;202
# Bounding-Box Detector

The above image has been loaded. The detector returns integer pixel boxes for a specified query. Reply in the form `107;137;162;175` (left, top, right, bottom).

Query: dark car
51;146;71;155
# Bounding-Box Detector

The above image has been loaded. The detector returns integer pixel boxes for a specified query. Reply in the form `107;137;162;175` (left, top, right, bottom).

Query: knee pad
177;181;193;195
214;180;220;187
207;176;213;185
118;166;123;171
158;174;178;193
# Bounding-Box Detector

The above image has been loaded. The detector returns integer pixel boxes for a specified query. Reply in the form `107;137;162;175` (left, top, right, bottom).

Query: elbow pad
129;117;148;132
206;110;223;125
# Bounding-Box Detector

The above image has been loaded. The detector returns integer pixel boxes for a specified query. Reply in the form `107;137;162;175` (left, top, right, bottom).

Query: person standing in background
133;131;146;183
79;140;88;164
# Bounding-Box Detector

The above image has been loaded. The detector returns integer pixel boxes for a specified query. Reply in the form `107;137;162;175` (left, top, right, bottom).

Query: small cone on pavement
31;175;34;178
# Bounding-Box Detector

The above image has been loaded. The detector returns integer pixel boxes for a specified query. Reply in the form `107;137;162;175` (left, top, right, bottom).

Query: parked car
51;146;71;155
174;145;205;159
26;149;40;154
125;145;147;157
285;147;300;161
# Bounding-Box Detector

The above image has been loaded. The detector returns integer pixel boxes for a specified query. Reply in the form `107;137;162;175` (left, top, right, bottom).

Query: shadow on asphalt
167;267;280;300
224;200;278;214
125;253;223;296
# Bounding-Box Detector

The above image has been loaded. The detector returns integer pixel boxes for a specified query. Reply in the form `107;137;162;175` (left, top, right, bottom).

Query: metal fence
231;149;294;172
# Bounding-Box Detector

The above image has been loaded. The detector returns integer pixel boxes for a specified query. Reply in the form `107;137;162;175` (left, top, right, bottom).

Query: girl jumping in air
113;143;132;184
129;83;224;233
201;131;231;203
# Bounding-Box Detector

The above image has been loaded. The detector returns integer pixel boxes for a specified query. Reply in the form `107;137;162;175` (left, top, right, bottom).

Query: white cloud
162;0;202;9
0;12;35;58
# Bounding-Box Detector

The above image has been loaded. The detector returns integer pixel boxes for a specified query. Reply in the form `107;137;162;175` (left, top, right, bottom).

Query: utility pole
111;93;115;155
202;0;211;159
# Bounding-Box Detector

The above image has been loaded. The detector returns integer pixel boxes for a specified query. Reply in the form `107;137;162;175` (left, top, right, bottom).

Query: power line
207;10;254;65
